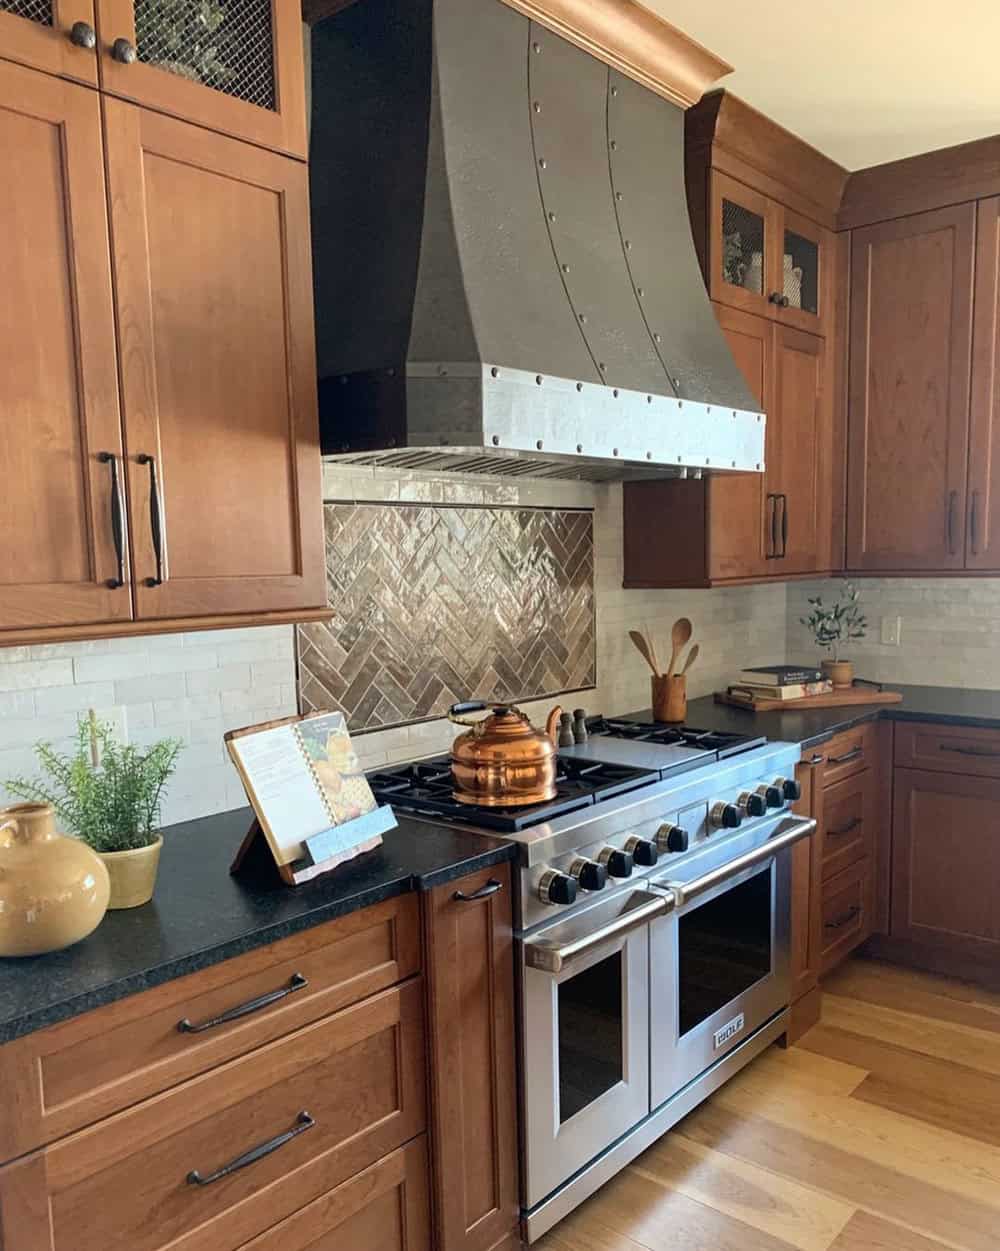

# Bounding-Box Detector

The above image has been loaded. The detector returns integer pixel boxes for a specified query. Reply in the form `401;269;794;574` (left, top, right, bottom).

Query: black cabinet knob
111;37;137;63
601;848;633;879
571;859;607;892
69;21;96;48
539;871;577;907
626;837;658;867
782;778;802;802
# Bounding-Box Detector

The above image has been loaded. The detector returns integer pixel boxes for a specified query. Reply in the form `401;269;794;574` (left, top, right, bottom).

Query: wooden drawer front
820;860;874;975
0;894;419;1162
0;981;425;1251
238;1138;431;1251
894;721;1000;778
821;723;875;787
821;769;876;882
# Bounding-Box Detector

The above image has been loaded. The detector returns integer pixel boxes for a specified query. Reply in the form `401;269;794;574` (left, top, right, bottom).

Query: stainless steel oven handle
523;892;671;974
656;817;816;909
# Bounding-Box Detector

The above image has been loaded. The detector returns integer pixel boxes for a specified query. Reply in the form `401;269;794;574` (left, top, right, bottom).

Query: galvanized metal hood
308;0;764;481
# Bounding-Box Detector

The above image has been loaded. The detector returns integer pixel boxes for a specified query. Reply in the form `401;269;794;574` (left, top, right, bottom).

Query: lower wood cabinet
424;863;520;1251
820;857;875;975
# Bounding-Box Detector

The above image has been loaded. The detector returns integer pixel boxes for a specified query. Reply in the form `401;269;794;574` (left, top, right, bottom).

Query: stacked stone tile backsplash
787;578;1000;689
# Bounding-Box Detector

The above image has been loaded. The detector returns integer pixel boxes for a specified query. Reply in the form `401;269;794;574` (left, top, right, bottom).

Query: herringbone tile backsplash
297;503;596;731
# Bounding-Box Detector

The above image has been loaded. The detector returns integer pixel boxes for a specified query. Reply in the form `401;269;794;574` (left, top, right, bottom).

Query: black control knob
781;777;802;802
711;802;743;830
657;824;689;854
625;837;658;867
570;858;607;892
757;783;784;808
599;847;634;879
739;791;768;818
538;871;577;907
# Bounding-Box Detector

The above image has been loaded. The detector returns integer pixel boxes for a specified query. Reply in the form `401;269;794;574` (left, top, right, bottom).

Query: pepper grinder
572;709;589;743
558;712;575;748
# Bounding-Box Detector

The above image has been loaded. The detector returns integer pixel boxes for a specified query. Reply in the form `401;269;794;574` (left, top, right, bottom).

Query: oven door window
557;949;624;1122
678;865;773;1036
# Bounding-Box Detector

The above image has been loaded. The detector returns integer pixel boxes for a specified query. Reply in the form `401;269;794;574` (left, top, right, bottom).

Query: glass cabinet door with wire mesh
94;0;307;157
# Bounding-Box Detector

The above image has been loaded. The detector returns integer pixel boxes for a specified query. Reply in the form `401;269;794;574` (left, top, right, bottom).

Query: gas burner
587;716;765;758
368;754;660;833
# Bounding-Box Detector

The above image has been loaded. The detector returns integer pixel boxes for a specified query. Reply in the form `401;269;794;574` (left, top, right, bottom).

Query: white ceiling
643;1;1000;170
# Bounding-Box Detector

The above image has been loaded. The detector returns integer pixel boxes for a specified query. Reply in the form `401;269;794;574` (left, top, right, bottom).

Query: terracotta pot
822;659;854;690
0;803;110;957
99;835;163;909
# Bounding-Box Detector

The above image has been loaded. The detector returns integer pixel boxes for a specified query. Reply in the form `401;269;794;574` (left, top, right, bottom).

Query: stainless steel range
370;716;814;1242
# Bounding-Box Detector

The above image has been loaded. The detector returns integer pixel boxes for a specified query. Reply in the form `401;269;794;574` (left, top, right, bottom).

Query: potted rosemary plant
7;714;182;909
799;582;867;689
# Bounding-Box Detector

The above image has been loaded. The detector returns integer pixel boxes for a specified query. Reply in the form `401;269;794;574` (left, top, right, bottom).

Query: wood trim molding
302;0;733;109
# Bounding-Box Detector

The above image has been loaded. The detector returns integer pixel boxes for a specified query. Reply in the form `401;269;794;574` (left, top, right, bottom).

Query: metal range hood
308;0;765;481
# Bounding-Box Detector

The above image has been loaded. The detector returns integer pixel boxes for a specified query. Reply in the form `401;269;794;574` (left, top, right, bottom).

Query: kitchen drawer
821;768;876;882
821;723;876;787
820;859;874;976
0;980;426;1251
894;721;1000;778
0;894;420;1162
238;1138;431;1251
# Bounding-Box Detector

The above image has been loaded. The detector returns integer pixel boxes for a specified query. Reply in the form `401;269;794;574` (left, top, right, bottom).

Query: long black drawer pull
828;747;863;766
137;452;168;586
177;973;308;1034
766;495;778;559
187;1111;314;1186
779;493;789;557
454;878;503;903
97;452;126;588
940;744;1000;759
825;905;861;931
829;817;862;838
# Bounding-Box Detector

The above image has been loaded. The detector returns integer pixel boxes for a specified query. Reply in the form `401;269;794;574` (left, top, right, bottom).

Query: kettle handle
448;701;515;727
545;706;562;746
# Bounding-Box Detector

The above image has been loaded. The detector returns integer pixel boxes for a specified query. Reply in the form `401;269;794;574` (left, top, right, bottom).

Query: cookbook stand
231;804;398;887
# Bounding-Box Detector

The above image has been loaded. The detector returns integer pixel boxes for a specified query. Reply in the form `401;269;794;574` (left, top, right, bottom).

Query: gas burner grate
586;717;766;758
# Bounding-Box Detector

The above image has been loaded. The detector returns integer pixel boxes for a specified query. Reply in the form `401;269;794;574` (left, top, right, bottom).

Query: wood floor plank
678;1100;1000;1251
536;1212;651;1251
822;993;1000;1078
827;1211;959;1251
741;1040;870;1097
827;960;1000;1022
800;1023;1000;1147
633;1134;855;1251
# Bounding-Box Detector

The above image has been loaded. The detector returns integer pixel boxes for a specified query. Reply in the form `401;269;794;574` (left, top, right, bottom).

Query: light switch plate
880;615;902;646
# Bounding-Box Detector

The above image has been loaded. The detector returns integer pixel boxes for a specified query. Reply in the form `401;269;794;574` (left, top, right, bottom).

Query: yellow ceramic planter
0;803;110;957
99;836;163;909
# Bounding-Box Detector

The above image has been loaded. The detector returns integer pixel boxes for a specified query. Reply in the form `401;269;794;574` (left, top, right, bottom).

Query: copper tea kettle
449;702;562;807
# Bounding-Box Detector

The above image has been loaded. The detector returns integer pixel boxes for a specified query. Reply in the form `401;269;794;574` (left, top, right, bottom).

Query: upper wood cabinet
968;195;1000;569
93;0;307;158
104;100;324;621
0;0;99;84
847;204;975;572
0;60;132;633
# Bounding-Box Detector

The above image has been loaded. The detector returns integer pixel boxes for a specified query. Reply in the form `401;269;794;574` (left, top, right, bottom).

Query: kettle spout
545;706;562;747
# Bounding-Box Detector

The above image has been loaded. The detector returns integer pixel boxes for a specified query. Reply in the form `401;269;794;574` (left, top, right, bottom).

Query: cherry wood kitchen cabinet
0;0;99;85
846;204;976;571
424;863;520;1251
0;59;133;633
967;194;1000;569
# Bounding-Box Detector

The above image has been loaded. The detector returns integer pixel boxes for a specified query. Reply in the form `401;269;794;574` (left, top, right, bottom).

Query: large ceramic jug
0;804;110;957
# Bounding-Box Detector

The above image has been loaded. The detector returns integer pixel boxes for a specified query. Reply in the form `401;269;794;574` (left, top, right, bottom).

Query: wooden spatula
681;643;700;675
666;617;692;678
628;630;659;676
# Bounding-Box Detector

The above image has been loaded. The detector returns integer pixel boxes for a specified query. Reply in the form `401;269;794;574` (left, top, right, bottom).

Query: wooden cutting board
715;688;904;713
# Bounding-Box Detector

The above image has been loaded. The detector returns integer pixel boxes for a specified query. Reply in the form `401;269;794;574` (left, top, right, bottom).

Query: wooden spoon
681;643;700;675
628;629;659;676
666;617;693;678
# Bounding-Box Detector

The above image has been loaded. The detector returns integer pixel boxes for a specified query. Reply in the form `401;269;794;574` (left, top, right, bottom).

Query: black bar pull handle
940;743;1000;759
137;453;168;586
187;1112;315;1186
825;905;861;931
97;452;126;589
453;878;503;903
766;495;778;559
828;746;863;766
177;973;308;1035
828;817;862;838
779;493;789;557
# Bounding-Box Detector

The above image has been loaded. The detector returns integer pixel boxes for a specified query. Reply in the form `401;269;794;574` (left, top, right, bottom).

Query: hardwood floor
537;959;1000;1251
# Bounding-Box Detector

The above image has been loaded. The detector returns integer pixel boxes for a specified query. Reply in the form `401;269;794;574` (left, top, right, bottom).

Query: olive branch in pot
799;582;867;663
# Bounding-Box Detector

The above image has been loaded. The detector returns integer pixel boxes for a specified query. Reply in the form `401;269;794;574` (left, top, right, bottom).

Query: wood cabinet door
425;864;519;1251
892;767;1000;964
706;304;770;580
766;324;826;574
774;205;831;338
0;60;133;633
94;0;307;157
0;0;98;84
103;100;325;621
967;195;1000;569
709;170;781;320
847;204;975;571
789;758;823;1006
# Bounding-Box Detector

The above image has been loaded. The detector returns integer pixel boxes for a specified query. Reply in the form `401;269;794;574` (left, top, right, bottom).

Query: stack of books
728;665;833;704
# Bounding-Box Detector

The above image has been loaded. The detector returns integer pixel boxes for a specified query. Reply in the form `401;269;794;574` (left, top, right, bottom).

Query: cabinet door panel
707;304;770;579
968;195;1000;569
892;768;1000;963
0;0;98;84
776;206;831;338
709;170;780;320
847;205;975;570
94;0;306;157
768;325;825;574
0;60;132;632
103;101;325;620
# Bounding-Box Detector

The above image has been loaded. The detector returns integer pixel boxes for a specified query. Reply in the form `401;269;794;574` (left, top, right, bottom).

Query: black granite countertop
683;683;1000;750
0;806;515;1044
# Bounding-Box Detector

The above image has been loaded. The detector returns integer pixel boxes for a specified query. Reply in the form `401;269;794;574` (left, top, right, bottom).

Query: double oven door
520;814;811;1211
